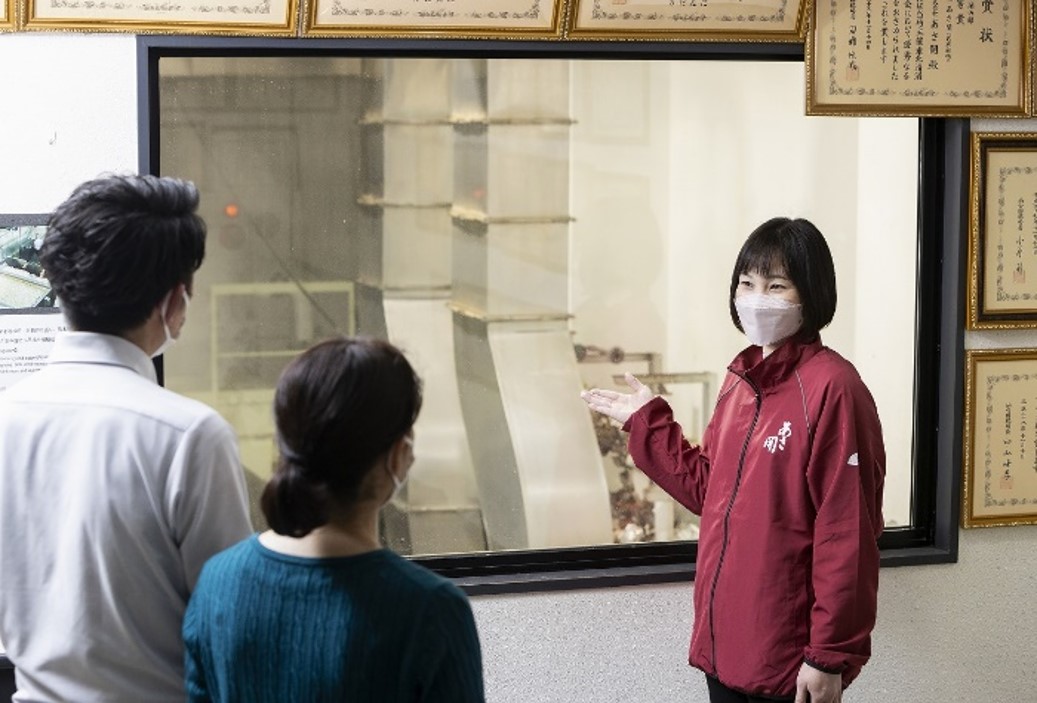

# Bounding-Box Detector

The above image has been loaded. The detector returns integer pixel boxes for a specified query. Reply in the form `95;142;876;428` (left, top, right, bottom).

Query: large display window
141;37;963;592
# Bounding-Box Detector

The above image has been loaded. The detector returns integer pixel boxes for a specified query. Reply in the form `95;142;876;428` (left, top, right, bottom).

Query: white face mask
383;436;414;505
151;289;190;359
735;293;803;348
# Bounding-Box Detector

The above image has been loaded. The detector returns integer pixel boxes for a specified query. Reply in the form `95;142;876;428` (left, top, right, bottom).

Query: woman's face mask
734;271;803;348
735;294;803;348
383;435;414;505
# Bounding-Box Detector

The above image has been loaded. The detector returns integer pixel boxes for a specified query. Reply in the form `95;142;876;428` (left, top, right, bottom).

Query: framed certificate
963;349;1037;528
968;132;1037;329
23;0;298;34
807;0;1032;116
303;0;564;38
568;0;806;42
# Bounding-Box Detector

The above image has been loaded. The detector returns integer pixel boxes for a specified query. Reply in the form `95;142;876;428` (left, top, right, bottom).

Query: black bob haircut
728;217;837;337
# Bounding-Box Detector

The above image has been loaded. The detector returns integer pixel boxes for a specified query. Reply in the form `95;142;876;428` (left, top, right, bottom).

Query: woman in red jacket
582;217;885;703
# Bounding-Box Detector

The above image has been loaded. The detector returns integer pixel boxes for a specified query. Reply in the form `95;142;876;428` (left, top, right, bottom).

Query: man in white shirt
0;174;252;702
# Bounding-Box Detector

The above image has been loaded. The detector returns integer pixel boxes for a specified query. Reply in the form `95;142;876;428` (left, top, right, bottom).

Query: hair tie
276;436;308;467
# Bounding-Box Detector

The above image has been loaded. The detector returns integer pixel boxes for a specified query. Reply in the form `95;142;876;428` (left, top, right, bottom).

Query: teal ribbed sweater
183;535;485;702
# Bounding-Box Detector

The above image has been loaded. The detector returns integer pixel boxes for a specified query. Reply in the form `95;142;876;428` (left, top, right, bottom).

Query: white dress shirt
0;332;252;702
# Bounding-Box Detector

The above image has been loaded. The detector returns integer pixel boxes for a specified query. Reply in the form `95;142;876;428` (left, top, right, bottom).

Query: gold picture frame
963;348;1037;528
967;132;1037;329
23;0;299;34
302;0;564;39
567;0;806;42
807;0;1032;116
1032;0;1037;118
2;0;15;29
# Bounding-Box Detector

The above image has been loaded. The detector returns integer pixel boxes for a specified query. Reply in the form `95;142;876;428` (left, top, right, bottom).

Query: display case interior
145;39;961;591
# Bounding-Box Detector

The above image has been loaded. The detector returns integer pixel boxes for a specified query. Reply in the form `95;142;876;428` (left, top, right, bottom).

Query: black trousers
706;675;795;703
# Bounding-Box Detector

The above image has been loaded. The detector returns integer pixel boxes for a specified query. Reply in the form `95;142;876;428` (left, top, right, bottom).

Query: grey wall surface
472;527;1037;703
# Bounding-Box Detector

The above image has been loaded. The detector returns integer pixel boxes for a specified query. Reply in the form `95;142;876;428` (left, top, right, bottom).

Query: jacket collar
728;331;823;393
47;331;158;384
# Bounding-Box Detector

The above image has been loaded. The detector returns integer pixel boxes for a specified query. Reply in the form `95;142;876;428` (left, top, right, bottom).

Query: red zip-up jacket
623;334;885;698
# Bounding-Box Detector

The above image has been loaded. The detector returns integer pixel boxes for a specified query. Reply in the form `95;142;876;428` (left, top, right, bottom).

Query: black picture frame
0;213;49;231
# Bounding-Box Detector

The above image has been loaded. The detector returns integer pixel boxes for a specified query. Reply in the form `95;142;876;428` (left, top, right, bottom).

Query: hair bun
277;437;309;469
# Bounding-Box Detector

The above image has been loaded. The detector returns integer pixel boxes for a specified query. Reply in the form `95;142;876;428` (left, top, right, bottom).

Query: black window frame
139;35;964;596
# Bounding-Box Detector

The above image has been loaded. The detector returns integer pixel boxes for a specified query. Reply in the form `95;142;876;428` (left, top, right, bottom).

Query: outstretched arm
583;373;712;515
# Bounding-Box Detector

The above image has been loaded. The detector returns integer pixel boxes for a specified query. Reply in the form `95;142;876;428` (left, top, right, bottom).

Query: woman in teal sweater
183;337;485;702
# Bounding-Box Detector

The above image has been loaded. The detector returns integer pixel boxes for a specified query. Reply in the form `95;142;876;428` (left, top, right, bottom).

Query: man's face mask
151;288;191;359
735;293;803;348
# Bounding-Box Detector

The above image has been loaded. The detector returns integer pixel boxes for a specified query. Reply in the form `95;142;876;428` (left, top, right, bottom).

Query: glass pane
159;56;918;557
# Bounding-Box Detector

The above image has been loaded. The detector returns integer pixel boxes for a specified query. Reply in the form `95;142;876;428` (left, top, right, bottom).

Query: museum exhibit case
141;37;964;592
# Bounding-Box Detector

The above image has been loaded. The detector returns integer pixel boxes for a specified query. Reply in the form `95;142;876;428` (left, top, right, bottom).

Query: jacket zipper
708;372;761;679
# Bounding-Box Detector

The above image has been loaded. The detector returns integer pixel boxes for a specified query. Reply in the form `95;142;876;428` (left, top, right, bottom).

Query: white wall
0;34;137;211
4;33;1037;703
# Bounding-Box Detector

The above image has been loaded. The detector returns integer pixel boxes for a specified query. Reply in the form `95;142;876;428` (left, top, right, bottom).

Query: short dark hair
728;217;837;337
261;337;424;538
40;173;206;334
